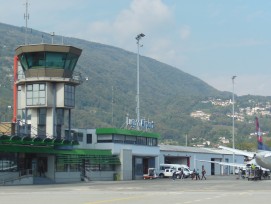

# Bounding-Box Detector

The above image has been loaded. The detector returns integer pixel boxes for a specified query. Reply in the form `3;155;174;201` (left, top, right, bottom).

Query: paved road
0;176;271;204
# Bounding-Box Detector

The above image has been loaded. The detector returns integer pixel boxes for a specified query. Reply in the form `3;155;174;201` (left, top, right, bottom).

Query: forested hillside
1;22;271;149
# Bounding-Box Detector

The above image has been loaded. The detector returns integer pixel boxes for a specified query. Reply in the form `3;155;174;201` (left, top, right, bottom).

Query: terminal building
0;43;243;185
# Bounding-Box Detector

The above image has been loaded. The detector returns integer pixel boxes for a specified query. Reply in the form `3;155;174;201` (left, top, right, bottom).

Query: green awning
0;135;79;146
0;135;11;142
0;144;112;156
0;144;120;165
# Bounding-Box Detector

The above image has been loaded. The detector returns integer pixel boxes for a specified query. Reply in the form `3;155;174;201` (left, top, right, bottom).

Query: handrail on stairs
0;169;32;184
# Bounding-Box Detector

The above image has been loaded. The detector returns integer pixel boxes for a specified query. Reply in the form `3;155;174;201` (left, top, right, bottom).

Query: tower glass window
56;109;64;138
16;45;82;74
18;51;79;71
38;108;47;138
24;52;45;68
26;83;46;106
46;52;66;68
64;84;75;107
64;53;79;71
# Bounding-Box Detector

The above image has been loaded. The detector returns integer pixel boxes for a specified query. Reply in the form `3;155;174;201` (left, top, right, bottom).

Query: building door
37;157;47;177
143;158;148;174
18;153;36;175
211;158;215;175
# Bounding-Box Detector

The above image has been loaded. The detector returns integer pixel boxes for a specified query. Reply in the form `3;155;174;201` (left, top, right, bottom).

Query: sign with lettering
126;117;154;130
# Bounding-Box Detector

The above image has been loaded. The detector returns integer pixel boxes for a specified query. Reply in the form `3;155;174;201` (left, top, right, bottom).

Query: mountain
1;22;263;146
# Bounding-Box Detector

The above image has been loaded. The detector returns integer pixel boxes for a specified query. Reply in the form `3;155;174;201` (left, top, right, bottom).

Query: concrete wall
87;171;115;181
75;129;96;149
46;155;55;181
56;83;64;107
18;84;26;109
55;172;81;183
120;149;132;180
96;143;160;157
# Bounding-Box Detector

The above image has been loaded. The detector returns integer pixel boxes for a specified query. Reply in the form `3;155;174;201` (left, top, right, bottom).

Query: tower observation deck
16;44;82;79
14;43;82;140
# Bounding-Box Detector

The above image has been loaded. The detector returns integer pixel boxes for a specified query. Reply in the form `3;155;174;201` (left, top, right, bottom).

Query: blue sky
1;0;271;96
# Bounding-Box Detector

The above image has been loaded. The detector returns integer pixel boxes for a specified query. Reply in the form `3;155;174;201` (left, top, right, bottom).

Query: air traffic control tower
13;44;82;140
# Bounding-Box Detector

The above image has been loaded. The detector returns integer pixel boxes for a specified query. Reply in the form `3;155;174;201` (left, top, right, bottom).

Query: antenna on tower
24;0;30;45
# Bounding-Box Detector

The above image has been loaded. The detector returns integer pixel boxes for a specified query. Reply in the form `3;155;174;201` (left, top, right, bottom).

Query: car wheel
159;174;164;178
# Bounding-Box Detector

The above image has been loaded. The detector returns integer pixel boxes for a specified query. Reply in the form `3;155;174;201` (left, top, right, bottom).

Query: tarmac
0;175;271;204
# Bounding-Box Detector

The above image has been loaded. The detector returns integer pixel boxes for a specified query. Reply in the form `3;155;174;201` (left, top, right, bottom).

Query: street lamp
232;75;237;165
135;33;145;130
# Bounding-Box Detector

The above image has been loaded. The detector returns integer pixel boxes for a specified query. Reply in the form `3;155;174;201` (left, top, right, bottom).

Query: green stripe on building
96;128;160;139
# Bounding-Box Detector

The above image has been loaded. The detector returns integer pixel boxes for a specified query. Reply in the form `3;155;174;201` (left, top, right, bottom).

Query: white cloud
147;37;187;69
75;0;173;51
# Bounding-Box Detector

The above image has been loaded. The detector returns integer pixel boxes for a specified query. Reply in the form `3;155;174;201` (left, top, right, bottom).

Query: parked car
176;167;193;178
159;168;175;178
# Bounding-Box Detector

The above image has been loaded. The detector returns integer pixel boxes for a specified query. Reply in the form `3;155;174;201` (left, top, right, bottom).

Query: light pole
24;0;30;45
232;75;237;165
135;33;145;130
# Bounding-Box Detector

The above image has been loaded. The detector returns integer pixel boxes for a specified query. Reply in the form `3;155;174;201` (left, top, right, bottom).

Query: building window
56;109;64;138
26;83;46;106
56;125;61;138
69;164;79;172
113;134;125;143
97;135;112;143
64;84;75;107
152;138;158;146
0;153;18;172
56;162;68;172
38;108;47;138
77;132;83;142
125;135;136;144
137;137;146;145
66;130;84;141
86;134;92;144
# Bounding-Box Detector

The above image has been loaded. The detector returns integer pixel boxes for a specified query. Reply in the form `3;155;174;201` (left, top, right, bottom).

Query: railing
0;169;32;185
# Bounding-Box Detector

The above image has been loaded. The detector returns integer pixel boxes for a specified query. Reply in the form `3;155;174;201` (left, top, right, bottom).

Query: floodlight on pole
135;33;145;130
232;75;237;165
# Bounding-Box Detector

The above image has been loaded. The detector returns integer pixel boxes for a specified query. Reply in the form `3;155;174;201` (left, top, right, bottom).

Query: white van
178;165;193;178
159;164;193;178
